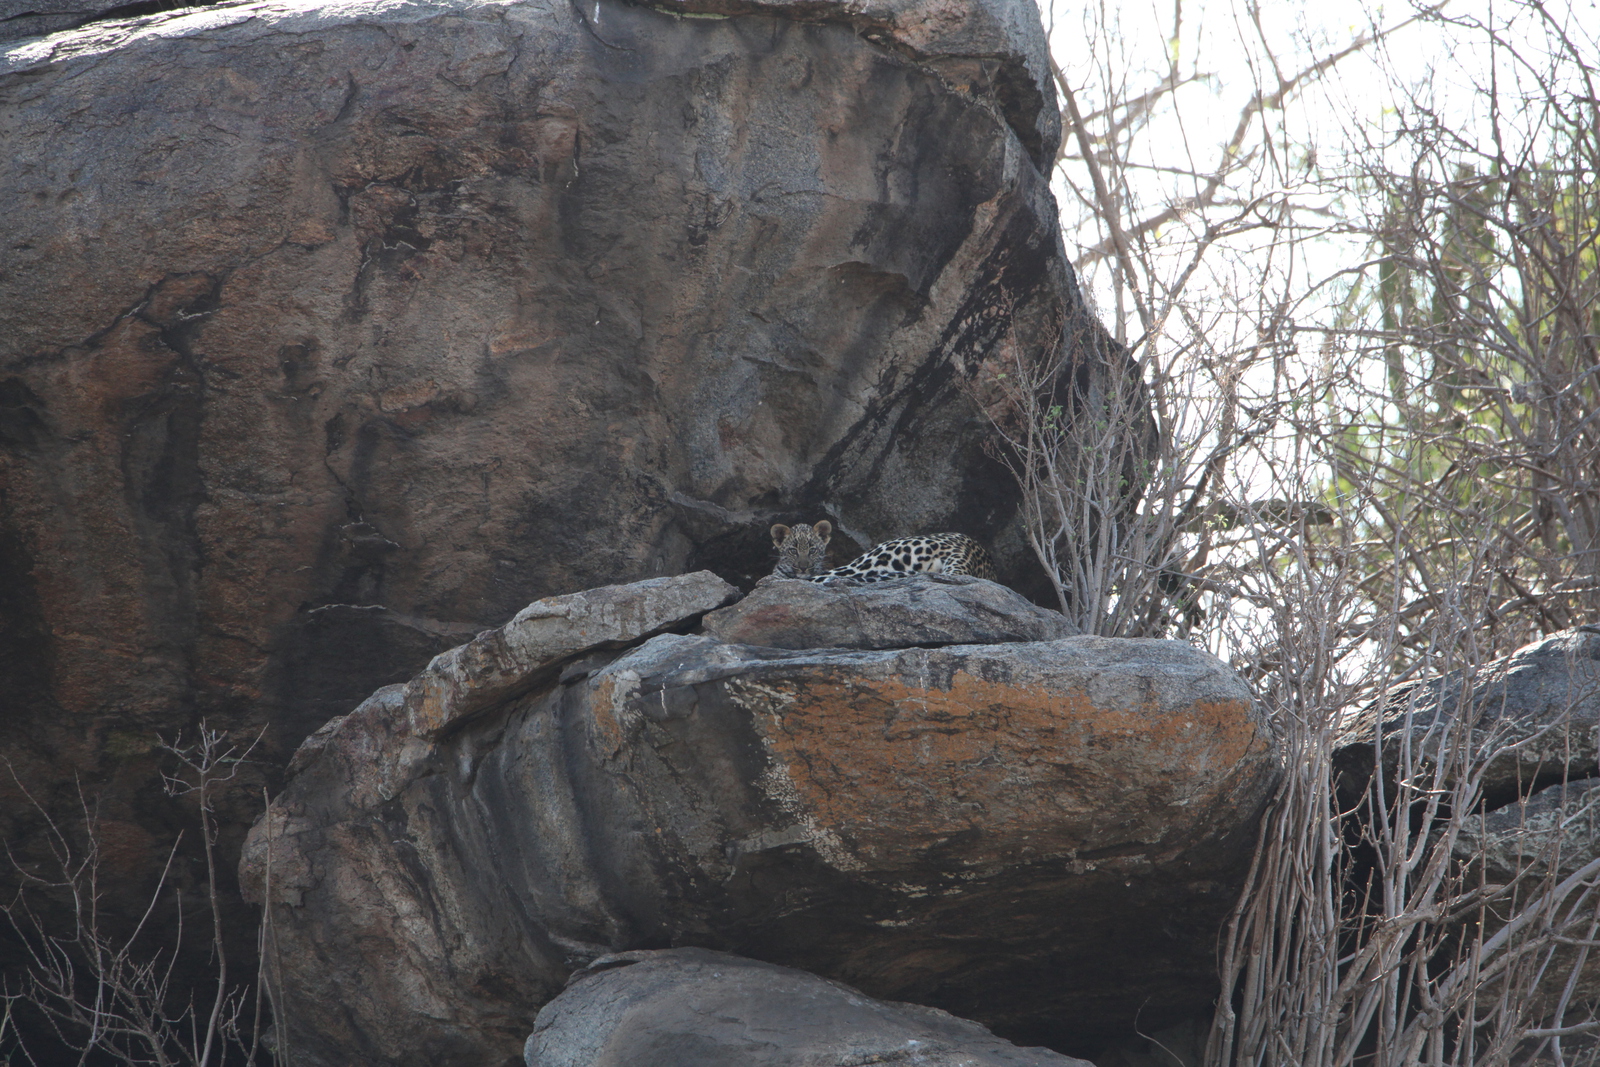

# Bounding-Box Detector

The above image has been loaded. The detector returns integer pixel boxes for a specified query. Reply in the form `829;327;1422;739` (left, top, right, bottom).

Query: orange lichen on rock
723;642;1269;871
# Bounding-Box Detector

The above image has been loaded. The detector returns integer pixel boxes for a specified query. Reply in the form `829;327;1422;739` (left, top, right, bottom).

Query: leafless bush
1023;0;1600;1062
1316;4;1600;659
976;313;1196;634
2;724;274;1066
1205;560;1600;1067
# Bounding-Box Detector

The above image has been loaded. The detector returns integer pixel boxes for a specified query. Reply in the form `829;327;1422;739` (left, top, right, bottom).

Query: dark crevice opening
61;0;219;32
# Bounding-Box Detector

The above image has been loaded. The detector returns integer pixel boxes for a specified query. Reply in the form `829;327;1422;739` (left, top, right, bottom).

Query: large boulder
241;574;1281;1065
1337;628;1600;1025
0;0;1084;998
524;947;1095;1067
1335;627;1600;805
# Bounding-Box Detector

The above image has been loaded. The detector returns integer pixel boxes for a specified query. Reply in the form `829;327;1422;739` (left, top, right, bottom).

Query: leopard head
770;520;832;578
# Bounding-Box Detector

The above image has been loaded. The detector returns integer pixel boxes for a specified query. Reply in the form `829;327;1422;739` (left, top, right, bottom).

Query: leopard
769;520;997;584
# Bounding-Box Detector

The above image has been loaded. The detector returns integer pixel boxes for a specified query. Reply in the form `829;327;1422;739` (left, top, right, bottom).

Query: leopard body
769;521;996;584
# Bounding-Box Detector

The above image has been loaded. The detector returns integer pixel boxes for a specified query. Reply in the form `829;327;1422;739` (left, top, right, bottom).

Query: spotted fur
770;522;996;584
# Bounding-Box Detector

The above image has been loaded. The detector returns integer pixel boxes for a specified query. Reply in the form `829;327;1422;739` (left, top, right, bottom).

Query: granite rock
241;587;1279;1064
0;0;1083;1003
702;573;1078;649
524;947;1095;1067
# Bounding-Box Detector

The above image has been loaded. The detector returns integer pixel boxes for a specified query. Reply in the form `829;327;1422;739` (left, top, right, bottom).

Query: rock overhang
2;0;1061;171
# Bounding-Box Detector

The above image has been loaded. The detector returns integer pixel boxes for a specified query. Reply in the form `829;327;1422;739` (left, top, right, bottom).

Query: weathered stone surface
1455;777;1600;886
1336;627;1600;803
241;599;1279;1065
403;570;737;738
524;947;1095;1067
703;573;1077;649
0;0;104;43
1335;628;1600;1023
0;0;1082;1002
642;0;1060;166
272;570;736;798
0;0;170;43
1452;776;1600;1012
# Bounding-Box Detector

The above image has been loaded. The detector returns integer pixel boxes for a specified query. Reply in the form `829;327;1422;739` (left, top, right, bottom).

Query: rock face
241;574;1281;1065
1455;777;1600;888
524;947;1096;1067
0;0;104;43
384;569;740;740
0;0;1084;994
1338;628;1600;1021
1451;772;1600;1015
1336;627;1600;804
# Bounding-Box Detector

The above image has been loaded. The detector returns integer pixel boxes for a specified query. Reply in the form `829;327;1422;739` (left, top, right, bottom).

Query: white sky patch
1028;0;1597;673
1041;0;1597;339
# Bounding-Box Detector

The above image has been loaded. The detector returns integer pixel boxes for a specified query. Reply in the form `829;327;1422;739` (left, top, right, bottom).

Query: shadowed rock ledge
1336;627;1600;1023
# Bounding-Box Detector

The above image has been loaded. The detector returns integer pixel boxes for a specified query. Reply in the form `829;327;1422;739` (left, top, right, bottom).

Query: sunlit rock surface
524;947;1096;1067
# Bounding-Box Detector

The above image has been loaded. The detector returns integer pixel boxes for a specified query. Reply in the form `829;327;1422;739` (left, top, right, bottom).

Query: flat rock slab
279;570;737;790
525;948;1095;1067
243;619;1279;1065
404;570;738;738
613;634;1268;877
702;574;1077;649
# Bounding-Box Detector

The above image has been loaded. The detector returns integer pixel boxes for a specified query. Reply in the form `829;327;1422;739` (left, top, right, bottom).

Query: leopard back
771;524;995;584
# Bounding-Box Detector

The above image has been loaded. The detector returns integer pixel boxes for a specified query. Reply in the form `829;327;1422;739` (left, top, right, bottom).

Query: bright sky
1039;0;1599;340
1029;0;1598;666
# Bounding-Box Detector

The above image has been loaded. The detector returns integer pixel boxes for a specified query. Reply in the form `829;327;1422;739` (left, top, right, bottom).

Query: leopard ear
770;524;792;546
814;520;832;542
